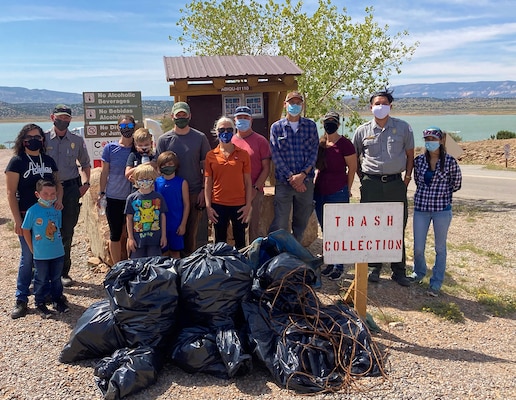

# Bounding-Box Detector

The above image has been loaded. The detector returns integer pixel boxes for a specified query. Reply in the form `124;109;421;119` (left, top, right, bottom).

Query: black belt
61;177;81;188
364;173;401;183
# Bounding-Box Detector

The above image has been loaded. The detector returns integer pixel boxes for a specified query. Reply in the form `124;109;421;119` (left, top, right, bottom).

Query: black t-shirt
5;153;58;214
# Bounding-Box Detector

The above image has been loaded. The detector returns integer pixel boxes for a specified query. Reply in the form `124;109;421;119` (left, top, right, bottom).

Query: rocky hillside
457;138;516;168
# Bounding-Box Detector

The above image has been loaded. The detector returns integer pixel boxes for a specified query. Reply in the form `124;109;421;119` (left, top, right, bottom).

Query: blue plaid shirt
269;117;319;183
413;153;462;212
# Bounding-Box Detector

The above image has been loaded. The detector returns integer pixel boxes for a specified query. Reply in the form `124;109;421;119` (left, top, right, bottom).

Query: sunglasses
24;135;44;141
217;127;234;134
119;123;135;129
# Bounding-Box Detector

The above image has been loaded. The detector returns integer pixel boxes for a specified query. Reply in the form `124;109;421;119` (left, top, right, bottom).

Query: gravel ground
0;147;515;400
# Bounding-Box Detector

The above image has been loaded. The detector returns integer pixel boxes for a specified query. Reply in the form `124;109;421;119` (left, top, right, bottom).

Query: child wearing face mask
124;164;168;259
125;128;157;185
155;151;190;258
21;179;68;318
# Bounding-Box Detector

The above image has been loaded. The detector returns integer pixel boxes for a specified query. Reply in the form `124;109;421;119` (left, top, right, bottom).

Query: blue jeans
269;181;315;243
314;186;349;231
15;235;34;303
33;256;64;305
413;209;452;290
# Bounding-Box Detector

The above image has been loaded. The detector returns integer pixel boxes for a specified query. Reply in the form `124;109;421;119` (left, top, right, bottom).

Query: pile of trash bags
60;230;384;399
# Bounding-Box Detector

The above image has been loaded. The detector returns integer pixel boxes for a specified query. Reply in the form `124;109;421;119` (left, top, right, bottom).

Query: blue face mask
218;132;234;143
287;103;302;116
425;142;440;152
38;198;56;207
235;119;251;132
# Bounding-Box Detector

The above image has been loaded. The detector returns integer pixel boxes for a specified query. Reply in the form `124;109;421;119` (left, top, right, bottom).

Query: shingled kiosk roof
163;55;303;97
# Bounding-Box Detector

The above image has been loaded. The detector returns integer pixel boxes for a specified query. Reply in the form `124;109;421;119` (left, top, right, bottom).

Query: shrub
445;130;462;142
496;130;516;139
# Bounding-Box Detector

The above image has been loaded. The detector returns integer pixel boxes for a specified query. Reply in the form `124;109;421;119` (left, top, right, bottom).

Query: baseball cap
323;111;340;124
285;91;303;102
234;106;252;117
423;126;443;140
53;104;72;117
171;101;190;116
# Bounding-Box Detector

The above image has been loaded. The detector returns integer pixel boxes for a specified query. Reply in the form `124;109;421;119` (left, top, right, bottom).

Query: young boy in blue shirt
22;179;68;318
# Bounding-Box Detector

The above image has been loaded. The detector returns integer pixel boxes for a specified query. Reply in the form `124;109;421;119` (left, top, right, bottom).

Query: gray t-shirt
156;128;210;194
352;117;414;175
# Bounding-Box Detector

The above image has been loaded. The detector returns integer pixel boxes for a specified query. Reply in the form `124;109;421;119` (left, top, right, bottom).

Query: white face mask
371;104;391;119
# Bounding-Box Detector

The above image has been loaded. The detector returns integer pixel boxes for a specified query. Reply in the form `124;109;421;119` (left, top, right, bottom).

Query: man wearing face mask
156;101;211;256
231;106;271;243
352;90;414;287
45;105;91;287
269;91;319;243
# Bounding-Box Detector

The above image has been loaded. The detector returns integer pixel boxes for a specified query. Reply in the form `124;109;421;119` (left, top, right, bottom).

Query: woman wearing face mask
5;124;62;319
98;115;136;264
314;112;357;281
410;127;462;297
204;117;252;250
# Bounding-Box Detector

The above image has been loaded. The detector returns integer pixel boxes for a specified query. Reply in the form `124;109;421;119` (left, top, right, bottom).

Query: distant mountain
0;87;83;104
391;81;516;99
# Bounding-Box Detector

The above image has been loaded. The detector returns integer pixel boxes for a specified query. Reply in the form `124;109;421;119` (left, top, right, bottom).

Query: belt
61;177;81;188
364;173;401;183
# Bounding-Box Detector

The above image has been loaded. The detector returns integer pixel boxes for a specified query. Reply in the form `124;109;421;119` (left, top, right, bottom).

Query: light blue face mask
235;118;251;132
38;198;56;207
287;103;302;116
425;142;440;152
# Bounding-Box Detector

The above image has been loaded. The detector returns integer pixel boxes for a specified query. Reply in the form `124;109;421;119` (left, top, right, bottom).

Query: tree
173;0;418;126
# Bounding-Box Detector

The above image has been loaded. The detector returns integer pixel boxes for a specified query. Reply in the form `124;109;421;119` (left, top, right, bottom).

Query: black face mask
324;121;339;134
24;138;43;151
174;118;190;129
120;128;135;138
54;119;70;131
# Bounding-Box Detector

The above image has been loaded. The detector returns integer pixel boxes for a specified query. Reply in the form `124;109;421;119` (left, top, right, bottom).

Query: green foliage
161;116;175;133
445;130;462;142
174;0;418;122
496;130;516;139
421;301;465;323
476;288;516;317
0;144;6;149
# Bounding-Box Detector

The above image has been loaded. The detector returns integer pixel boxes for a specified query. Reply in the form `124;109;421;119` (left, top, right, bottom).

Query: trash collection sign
323;202;403;264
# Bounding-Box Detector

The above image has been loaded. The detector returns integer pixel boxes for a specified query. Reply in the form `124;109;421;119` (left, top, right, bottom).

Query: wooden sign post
323;202;404;318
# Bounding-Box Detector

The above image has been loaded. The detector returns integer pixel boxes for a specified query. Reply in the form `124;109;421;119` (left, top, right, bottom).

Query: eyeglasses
119;123;135;129
217;127;234;134
24;135;43;141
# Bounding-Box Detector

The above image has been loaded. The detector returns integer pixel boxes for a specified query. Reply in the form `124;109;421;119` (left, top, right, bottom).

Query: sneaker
328;267;343;281
61;276;73;287
368;270;380;283
426;287;440;297
321;264;334;276
391;273;412;287
407;272;423;283
53;299;70;313
36;303;53;319
11;300;28;319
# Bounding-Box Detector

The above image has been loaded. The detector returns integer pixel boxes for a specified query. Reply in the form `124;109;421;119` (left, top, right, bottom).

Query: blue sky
1;0;515;97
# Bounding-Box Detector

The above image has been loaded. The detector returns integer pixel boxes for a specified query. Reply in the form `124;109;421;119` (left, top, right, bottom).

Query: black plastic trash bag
94;346;161;400
246;229;323;272
170;325;252;379
252;252;318;312
241;298;382;393
60;299;126;363
104;256;179;348
177;242;253;328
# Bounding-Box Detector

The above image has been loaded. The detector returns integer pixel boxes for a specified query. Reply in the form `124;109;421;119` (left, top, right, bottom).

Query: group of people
269;89;462;294
6;89;462;320
7;105;91;319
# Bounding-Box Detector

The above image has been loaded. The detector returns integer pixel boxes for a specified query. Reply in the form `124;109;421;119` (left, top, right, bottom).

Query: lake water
1;114;516;148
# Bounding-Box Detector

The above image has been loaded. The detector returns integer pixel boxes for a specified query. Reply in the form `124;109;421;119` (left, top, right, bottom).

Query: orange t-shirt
205;145;251;206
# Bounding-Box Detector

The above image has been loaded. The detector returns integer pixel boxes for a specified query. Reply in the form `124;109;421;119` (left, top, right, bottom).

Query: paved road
407;165;516;204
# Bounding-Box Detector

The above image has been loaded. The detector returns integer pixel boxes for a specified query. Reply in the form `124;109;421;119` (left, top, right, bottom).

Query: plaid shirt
413;153;462;212
270;117;319;183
